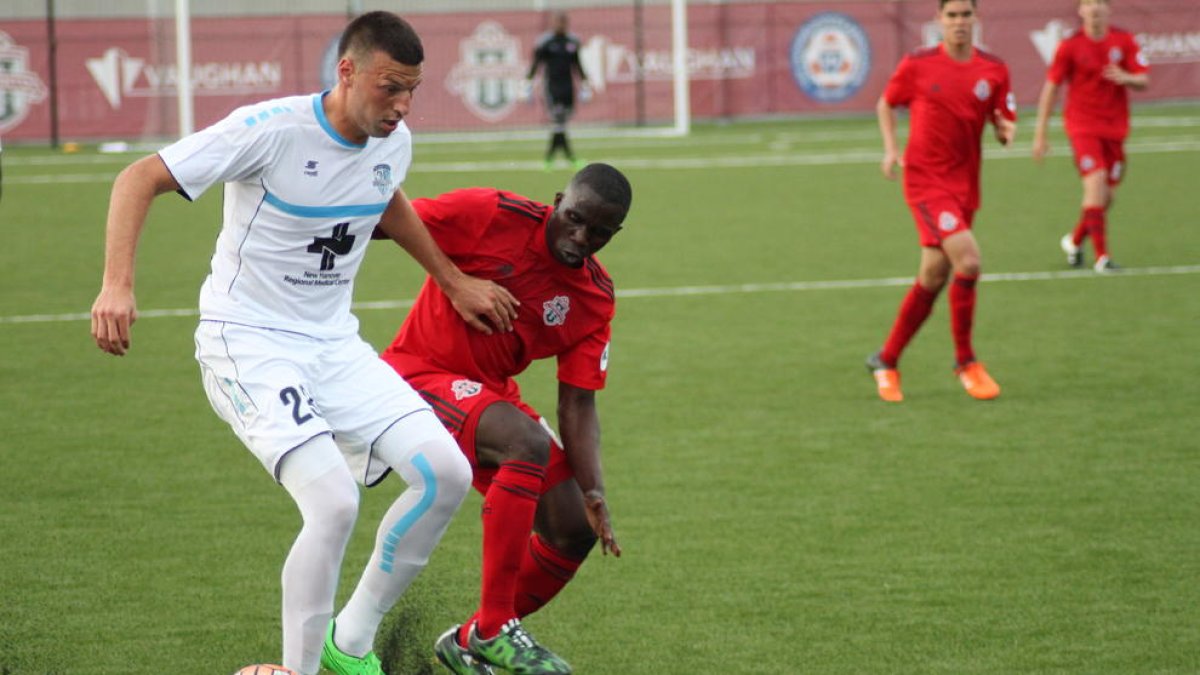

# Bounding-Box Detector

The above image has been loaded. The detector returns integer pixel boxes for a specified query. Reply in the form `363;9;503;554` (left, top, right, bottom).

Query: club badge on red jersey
543;295;571;326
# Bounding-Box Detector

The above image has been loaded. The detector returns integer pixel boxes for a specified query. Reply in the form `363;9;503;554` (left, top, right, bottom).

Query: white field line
8;137;1200;185
5;264;1198;326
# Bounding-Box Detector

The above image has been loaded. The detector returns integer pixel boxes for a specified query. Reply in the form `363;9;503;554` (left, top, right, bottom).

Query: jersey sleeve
157;106;278;201
994;64;1017;122
412;190;496;257
557;323;611;391
883;57;916;107
1046;39;1073;85
1124;33;1150;74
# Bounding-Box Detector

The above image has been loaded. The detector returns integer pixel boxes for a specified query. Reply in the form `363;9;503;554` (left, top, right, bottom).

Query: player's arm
91;154;181;356
876;95;901;181
1032;79;1060;163
376;189;518;334
558;381;621;556
1103;65;1149;90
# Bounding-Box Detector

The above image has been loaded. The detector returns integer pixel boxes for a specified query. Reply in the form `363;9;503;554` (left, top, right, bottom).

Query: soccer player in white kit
90;12;519;675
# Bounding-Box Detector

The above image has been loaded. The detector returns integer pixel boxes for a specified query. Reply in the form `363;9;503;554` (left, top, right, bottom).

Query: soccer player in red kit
1032;0;1148;272
866;0;1015;402
379;164;630;675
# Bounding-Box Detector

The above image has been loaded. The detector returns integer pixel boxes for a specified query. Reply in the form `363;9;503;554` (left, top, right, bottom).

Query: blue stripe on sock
379;452;437;573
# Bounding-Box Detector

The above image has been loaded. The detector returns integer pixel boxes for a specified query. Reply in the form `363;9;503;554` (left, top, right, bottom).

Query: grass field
2;104;1199;674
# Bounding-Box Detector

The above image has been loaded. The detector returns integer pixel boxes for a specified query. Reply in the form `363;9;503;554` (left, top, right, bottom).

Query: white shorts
194;320;432;485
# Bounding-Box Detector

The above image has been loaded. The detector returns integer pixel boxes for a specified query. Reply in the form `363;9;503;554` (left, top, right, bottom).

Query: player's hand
1032;135;1049;164
91;285;137;356
517;79;533;103
994;112;1016;147
1102;64;1129;86
583;490;621;557
880;150;901;181
447;275;520;335
578;82;593;103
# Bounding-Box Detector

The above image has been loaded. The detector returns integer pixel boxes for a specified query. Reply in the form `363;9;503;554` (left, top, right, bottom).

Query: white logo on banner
580;36;755;93
0;31;49;133
1030;20;1071;65
445;22;528;122
85;47;282;109
1136;32;1199;64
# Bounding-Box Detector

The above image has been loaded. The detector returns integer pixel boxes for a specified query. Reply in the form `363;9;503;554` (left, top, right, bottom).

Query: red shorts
396;368;574;496
907;197;975;248
1069;135;1126;185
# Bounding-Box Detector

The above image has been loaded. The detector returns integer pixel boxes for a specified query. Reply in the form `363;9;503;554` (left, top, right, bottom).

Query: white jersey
159;92;412;338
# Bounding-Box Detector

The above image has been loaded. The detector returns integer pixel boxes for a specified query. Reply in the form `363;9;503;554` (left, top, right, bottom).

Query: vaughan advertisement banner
1;0;1197;141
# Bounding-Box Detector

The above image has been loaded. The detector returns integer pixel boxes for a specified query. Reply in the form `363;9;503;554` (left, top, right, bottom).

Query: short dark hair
939;0;977;8
338;11;423;66
571;163;633;213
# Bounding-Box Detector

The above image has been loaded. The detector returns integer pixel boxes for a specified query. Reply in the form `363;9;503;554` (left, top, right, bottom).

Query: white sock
278;436;361;675
333;413;472;657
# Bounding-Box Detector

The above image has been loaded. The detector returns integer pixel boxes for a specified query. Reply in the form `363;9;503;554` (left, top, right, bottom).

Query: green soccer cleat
468;619;571;675
434;624;495;674
321;621;384;675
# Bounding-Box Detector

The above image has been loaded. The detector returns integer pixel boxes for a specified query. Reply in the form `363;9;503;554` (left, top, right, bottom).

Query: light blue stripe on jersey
379;452;437;574
312;92;365;149
263;191;388;218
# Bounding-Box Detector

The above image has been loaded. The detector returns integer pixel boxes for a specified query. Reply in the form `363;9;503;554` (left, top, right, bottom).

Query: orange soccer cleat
955;361;1000;400
866;352;903;402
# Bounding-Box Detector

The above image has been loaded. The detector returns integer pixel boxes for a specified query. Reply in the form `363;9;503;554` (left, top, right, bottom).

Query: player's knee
542;523;596;560
955;258;981;278
410;438;473;512
505;425;553;467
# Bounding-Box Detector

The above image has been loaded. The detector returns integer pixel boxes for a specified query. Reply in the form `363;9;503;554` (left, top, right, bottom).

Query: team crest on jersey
543;295;571;326
451;379;483;401
938;211;959;233
372;164;393;196
1109;47;1123;64
974;79;992;101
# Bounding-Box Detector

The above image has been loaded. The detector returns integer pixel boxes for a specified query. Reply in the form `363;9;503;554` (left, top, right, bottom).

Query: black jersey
530;31;585;100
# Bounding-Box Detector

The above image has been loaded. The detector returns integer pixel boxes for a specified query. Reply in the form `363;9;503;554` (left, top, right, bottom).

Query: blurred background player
375;163;631;674
90;12;519;675
1032;0;1149;273
867;0;1016;402
525;11;591;171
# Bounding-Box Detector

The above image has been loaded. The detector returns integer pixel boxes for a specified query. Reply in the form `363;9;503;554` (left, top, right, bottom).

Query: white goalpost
165;0;690;142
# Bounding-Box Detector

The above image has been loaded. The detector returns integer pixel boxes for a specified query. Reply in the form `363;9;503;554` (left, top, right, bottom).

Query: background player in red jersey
866;0;1015;403
1032;0;1149;273
377;164;630;674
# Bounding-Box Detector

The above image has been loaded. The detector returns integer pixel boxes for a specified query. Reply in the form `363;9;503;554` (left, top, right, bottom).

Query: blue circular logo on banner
790;12;872;103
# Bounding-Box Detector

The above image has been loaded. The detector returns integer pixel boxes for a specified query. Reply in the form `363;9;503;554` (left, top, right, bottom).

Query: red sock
949;273;978;366
477;461;545;639
1071;210;1091;246
513;534;584;618
1083;207;1107;258
880;282;939;366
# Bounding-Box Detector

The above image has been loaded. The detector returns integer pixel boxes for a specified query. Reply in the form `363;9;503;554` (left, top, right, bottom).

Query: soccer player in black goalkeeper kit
526;11;591;171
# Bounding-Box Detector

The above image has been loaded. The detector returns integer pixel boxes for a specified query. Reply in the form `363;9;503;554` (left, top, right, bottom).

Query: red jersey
884;45;1016;211
384;188;614;395
1047;27;1148;140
